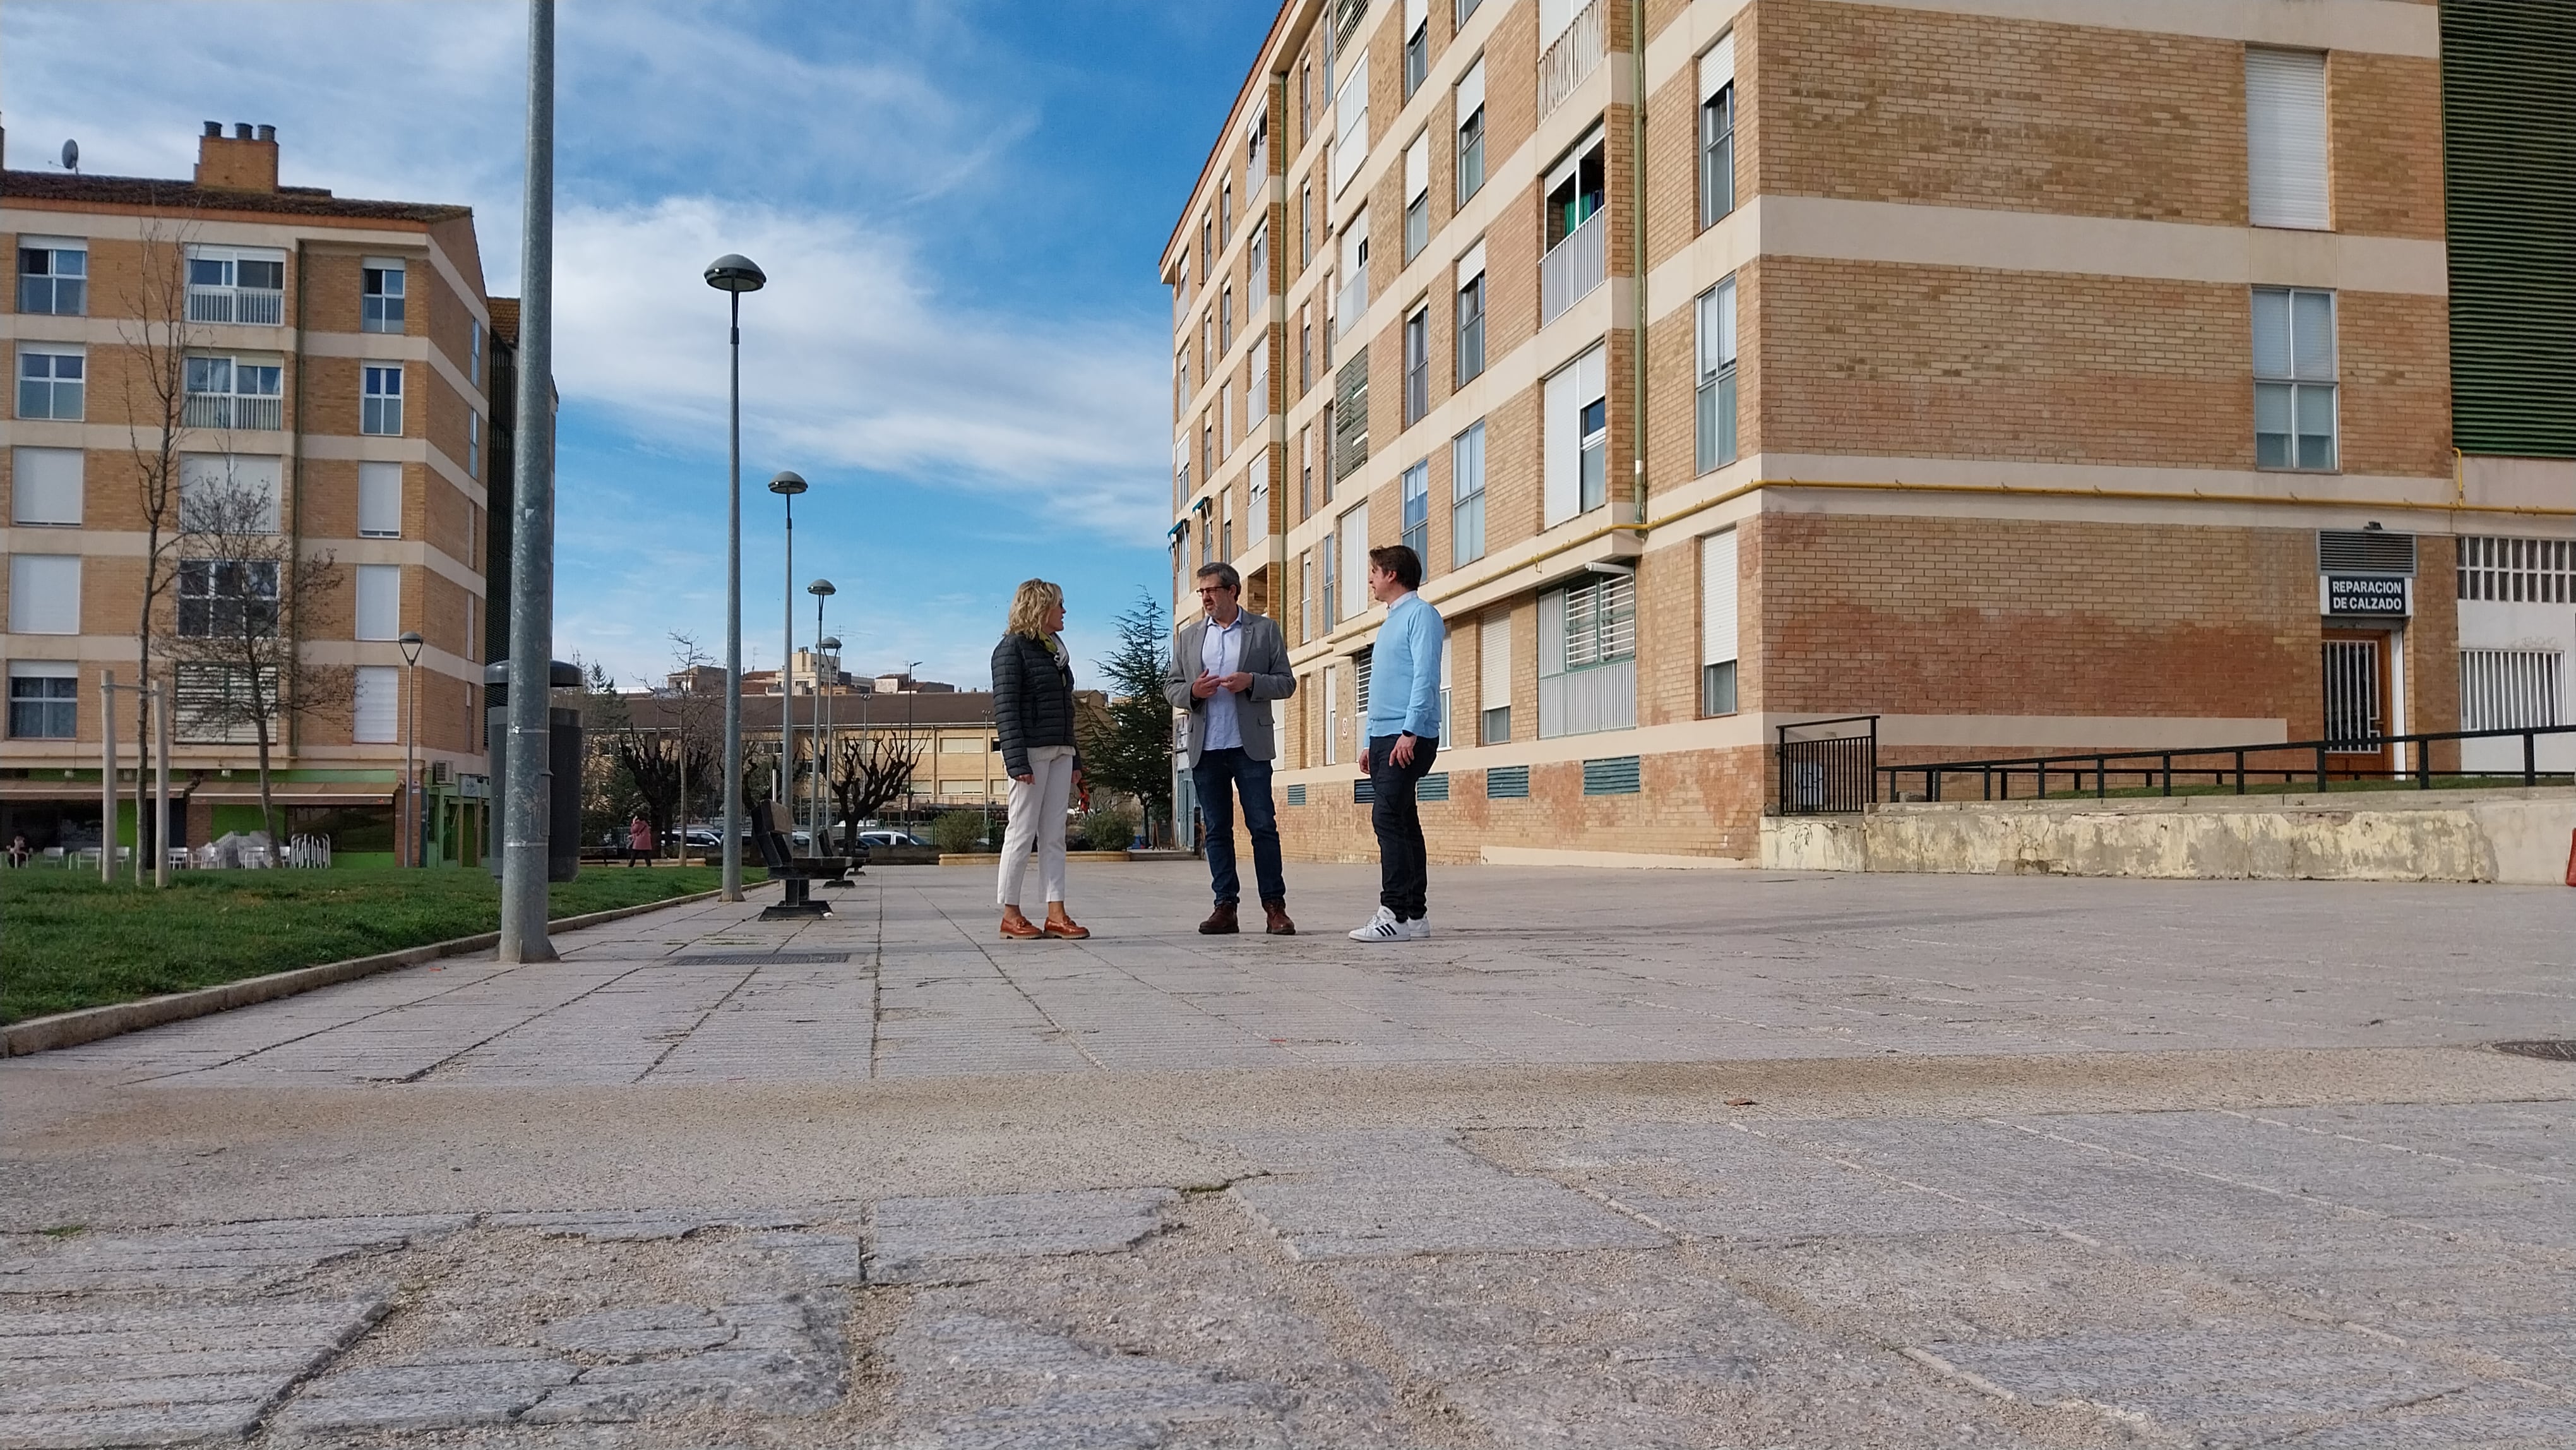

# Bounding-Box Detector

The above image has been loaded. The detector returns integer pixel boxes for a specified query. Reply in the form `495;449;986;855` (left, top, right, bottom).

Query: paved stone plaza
3;863;2571;1447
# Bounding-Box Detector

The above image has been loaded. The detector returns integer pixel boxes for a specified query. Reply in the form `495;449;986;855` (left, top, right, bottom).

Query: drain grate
676;951;852;966
2491;1040;2576;1062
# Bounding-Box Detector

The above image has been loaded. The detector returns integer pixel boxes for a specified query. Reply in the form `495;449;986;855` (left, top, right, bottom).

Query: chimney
195;120;278;192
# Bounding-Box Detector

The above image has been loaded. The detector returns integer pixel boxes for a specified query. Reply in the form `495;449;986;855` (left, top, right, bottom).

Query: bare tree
663;633;723;856
116;215;202;865
614;724;712;857
160;472;350;859
828;733;922;848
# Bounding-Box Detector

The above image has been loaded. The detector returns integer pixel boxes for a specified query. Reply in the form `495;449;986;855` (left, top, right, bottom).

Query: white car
855;829;931;849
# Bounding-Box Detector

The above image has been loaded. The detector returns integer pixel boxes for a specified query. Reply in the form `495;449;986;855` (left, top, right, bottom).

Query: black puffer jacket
992;631;1080;779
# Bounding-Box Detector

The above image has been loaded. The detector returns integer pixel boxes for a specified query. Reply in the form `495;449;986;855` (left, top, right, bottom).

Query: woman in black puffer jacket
991;578;1087;939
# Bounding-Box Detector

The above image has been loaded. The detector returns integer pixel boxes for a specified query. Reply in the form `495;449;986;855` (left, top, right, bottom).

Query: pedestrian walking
1165;561;1298;935
992;578;1089;940
1350;545;1445;942
626;813;653;867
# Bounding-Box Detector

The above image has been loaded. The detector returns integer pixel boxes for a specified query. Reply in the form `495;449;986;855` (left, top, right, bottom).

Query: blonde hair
1005;578;1064;640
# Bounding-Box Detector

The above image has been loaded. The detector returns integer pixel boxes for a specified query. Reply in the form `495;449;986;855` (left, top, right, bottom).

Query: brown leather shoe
1041;912;1090;940
999;912;1043;940
1263;901;1296;935
1199;902;1240;935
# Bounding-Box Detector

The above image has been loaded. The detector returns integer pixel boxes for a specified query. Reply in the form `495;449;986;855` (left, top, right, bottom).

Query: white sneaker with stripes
1406;914;1431;940
1348;906;1405;942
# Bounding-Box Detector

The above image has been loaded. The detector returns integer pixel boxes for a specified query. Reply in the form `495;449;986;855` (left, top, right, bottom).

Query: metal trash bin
484;659;585;882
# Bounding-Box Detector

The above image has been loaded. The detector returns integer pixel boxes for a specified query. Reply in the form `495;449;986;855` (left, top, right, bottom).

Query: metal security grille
2460;649;2566;731
1581;756;1640;795
2322;638;2385;750
2317;530;2416;575
1333;355;1369;476
1285;783;1308;806
1774;716;1877;814
1486;765;1530;799
1417;772;1450;802
2458;536;2575;602
1354;779;1374;804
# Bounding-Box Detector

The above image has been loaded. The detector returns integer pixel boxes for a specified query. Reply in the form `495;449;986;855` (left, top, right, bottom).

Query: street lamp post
903;659;923;820
807;582;835;852
818;633;840;852
768;471;807;850
398;631;425;866
703;253;766;901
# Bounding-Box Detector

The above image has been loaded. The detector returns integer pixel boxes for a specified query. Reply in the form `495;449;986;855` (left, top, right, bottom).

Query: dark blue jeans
1368;733;1437;920
1193;747;1287;906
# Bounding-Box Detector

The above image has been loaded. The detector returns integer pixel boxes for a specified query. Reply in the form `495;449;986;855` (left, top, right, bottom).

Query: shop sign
2321;575;2411;616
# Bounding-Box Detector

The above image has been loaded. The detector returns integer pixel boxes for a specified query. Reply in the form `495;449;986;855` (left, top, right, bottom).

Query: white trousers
997;744;1076;907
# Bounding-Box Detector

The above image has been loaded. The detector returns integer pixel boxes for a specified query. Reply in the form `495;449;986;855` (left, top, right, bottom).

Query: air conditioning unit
431;760;453;785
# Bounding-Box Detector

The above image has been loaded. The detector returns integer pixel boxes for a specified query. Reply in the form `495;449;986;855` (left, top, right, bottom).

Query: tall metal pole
498;0;559;962
405;656;420;866
153;683;171;887
811;603;828;849
100;671;116;883
781;490;794;849
722;288;746;901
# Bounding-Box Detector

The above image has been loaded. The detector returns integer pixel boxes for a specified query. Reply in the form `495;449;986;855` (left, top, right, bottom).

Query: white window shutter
1480;614;1510;710
1577;344;1606;405
11;448;83;525
1700;530;1739;666
359;462;402;537
355;564;401;640
1404;0;1427;32
1457;58;1486;121
1542;361;1580;527
1699;33;1734;105
1405;135;1429;202
1340;503;1369;622
1538;0;1580;49
10;555;81;634
1342;209;1370;275
1456;239;1487;286
354;666;400;743
1333;52;1370;196
2246;49;2329;230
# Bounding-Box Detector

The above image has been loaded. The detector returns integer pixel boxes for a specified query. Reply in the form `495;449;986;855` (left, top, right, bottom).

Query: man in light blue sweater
1351;544;1446;942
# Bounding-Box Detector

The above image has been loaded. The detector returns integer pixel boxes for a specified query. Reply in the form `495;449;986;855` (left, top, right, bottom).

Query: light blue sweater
1365;591;1446;741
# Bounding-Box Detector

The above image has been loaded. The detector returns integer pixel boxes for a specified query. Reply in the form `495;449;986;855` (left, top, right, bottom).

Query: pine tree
1081;590;1175;839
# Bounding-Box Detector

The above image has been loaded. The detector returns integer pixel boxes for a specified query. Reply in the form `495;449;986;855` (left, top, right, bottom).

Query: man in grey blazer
1166;561;1299;935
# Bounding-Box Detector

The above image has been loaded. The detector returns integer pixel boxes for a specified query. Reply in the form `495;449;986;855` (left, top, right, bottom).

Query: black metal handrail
1776;715;1878;815
1880;723;2576;803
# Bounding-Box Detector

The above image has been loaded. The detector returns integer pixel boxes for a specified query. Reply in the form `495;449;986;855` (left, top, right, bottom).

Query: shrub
930;810;987;854
1075;804;1138;852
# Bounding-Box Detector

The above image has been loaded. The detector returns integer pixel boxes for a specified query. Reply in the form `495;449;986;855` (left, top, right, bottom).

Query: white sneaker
1348;906;1405;942
1406;915;1431;940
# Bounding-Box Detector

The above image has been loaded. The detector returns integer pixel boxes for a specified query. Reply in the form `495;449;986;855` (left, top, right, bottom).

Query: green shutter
2441;0;2576;457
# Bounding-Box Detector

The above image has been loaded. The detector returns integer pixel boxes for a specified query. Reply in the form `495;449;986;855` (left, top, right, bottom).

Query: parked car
855;829;932;849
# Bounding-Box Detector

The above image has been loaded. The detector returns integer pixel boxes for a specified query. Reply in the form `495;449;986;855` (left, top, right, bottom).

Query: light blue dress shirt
1364;592;1446;741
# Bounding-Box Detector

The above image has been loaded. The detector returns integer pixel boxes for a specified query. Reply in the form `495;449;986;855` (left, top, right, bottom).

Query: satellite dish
60;140;78;172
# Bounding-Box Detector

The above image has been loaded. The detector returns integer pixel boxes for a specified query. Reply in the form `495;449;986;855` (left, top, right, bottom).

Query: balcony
182;393;284;431
187;285;285;326
1335;268;1369;340
1537;0;1604;121
1539;208;1606;327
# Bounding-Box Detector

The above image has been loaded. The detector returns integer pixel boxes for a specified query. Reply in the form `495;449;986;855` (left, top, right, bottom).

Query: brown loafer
1199;902;1240;935
999;914;1043;940
1263;901;1296;935
1042;914;1090;939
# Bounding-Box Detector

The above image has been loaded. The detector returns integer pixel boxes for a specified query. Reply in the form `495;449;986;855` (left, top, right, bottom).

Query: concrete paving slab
1227;1129;1669;1259
868;1189;1178;1283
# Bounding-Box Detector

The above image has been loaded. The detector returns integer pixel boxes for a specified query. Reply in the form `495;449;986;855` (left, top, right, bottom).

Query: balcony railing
1537;0;1605;121
182;393;285;431
187;285;285;326
1539;209;1607;326
1335;268;1369;339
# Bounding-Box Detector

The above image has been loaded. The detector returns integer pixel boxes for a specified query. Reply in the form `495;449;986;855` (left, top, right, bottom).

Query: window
1300;303;1313;395
183;356;284;430
1542;344;1608;527
1402;0;1429;99
179;454;282;533
1698;37;1736;229
1339;500;1369;622
468;410;482;478
1201;216;1213;277
470;322;484;386
186;246;286;326
1250;472;1270;546
1404;134;1431;261
11;447;83;525
2247;49;2329;231
1695;277;1739;473
1539;571;1637;738
1301;549;1316;642
1402;459;1431;563
2459;536;2574;604
175;664;277;743
1251;339;1270;427
1221;177;1234;236
1457;0;1482;21
1202;416;1214;479
1456;59;1488;203
17;238;86;316
16;348;84;421
1201;313;1213;376
1700;529;1739;716
1479;613;1510;743
1244;107;1268;197
1220;285;1234;351
1300;180;1315;267
8;661;76;739
2460;650;2564;732
1335;352;1369;477
1455;243;1488;384
354;665;400;744
2254;288;2336;470
1321;530;1339;628
1301;59;1313;139
1439;632;1453;745
1222;486;1234;562
176;560;277;638
1403;305;1430;425
1220;382;1233;455
362;259;406;333
1299;424;1315;520
1176;351;1190;418
1249;221;1268;307
1337;212;1371;333
357;564;402;640
359;461;403;537
1452;421;1486;566
1333;49;1369;196
1354;647;1373;717
1540;131;1608;324
362;364;405;436
1323;662;1342;764
9;555;81;635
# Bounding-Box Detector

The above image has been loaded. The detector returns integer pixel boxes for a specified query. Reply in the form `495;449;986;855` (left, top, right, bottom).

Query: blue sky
4;1;1271;689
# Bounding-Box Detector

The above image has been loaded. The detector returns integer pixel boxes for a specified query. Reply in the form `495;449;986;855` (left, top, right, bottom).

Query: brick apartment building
1164;0;2573;864
2;124;511;865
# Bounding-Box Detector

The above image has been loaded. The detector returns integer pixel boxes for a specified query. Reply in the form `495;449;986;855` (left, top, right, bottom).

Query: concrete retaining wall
1761;788;2576;885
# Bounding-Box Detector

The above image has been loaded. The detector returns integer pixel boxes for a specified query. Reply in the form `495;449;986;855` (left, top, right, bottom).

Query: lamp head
768;470;808;496
807;578;836;597
397;630;424;665
703;253;766;293
819;635;841;652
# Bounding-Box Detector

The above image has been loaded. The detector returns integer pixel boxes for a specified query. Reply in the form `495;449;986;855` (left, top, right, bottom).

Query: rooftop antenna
59;139;78;172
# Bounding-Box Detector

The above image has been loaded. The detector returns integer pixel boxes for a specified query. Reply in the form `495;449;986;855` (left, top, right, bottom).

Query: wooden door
2321;632;2395;777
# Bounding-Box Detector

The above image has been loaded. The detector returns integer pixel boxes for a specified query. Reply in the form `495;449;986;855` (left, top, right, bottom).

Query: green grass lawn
1;866;725;1026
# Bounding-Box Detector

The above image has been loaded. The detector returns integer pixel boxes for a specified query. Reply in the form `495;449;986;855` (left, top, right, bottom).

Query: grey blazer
1164;611;1297;767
